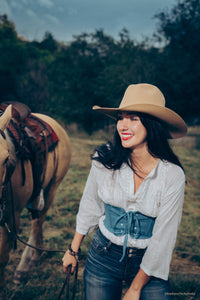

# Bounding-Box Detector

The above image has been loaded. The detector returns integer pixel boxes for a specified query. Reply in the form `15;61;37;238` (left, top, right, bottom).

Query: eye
130;116;139;121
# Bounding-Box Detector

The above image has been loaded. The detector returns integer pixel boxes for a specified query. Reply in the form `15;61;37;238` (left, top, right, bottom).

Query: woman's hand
62;232;85;274
122;268;149;300
122;288;141;300
62;250;78;274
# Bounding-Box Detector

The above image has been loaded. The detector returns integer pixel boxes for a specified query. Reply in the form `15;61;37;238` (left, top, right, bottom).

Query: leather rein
0;129;78;300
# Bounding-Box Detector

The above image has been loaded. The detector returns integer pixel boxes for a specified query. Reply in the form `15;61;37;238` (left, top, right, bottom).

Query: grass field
2;127;200;299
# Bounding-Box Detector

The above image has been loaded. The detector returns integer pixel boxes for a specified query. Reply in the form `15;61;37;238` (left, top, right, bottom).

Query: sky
0;0;177;42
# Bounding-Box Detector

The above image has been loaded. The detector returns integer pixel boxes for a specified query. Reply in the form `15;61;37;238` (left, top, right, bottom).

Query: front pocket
90;232;111;254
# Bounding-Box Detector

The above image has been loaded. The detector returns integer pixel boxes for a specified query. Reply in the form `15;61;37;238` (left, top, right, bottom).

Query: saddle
0;102;59;191
0;102;58;159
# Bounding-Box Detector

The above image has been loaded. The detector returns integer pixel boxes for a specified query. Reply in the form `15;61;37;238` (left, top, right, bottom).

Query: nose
118;117;130;130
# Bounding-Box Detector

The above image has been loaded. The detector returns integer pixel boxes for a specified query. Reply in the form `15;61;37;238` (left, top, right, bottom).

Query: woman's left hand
122;288;141;300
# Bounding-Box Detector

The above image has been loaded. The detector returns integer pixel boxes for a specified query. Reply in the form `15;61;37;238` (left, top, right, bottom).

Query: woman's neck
130;147;158;176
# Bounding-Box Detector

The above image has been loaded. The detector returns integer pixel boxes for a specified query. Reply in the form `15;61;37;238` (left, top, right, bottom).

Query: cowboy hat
93;83;187;139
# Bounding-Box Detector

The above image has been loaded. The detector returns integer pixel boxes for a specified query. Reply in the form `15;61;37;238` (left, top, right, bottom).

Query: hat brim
93;104;187;139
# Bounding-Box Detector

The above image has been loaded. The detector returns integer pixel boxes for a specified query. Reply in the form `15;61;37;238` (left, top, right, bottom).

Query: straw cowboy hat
93;83;187;139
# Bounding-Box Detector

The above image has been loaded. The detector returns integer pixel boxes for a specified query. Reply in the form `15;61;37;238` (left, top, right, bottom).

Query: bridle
0;129;6;139
0;129;12;227
0;129;78;300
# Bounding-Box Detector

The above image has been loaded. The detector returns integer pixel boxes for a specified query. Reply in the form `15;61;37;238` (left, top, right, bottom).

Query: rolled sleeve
140;166;185;280
76;161;105;235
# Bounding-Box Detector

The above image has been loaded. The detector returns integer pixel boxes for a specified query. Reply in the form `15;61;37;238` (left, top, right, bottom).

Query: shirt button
134;227;137;230
121;230;123;233
121;223;123;226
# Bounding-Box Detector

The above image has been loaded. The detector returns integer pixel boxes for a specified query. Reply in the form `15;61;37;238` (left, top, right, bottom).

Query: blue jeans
84;229;171;300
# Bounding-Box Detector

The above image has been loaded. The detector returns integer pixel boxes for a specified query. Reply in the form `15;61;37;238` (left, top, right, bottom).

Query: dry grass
1;127;200;299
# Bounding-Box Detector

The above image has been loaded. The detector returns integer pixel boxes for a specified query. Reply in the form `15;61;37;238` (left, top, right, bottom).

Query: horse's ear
0;104;12;131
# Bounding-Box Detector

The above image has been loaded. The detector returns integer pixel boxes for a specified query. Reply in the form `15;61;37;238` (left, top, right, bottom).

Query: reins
0;127;78;299
4;181;79;300
11;230;78;299
57;264;79;300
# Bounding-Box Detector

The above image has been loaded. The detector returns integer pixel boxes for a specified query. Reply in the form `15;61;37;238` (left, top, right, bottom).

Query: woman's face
117;112;147;151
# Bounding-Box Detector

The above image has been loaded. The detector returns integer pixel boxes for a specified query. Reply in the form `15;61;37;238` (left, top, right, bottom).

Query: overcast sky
1;0;177;42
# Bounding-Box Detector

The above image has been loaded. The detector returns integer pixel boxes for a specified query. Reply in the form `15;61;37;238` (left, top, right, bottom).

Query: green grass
1;128;200;299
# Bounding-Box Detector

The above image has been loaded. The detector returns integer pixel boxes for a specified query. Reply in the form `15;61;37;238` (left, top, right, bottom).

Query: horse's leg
13;182;60;283
30;181;61;264
0;226;9;300
0;212;20;300
12;214;46;284
0;227;11;289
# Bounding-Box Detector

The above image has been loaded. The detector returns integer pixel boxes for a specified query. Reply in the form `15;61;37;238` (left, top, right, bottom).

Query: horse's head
0;105;13;198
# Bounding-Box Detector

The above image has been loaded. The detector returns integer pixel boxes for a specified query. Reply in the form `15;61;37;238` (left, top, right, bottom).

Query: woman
62;83;187;300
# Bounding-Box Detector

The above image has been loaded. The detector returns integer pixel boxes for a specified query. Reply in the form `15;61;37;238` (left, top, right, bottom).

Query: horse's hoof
12;270;24;285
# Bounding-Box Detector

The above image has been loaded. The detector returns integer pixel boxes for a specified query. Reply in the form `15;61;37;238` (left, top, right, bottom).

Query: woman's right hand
62;250;78;274
122;288;141;300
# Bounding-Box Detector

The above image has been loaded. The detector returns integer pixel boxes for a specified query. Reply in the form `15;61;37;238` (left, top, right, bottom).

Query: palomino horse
0;105;71;291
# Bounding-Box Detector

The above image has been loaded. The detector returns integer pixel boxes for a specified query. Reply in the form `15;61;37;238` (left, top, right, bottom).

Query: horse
0;105;71;291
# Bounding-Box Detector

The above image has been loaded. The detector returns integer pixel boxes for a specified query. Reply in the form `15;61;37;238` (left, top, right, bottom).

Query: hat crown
119;84;166;109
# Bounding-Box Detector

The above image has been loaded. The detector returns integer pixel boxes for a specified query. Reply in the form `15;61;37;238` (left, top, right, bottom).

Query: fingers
63;264;71;274
70;264;77;274
62;251;77;274
63;263;76;274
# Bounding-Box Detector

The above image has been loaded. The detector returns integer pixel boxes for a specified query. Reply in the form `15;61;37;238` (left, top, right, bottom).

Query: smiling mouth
121;133;133;141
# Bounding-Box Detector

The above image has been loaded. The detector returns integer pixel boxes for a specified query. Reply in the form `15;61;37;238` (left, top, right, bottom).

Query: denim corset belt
103;203;156;262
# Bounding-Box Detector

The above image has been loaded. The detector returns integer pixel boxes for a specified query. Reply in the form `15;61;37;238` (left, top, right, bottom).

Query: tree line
0;0;199;133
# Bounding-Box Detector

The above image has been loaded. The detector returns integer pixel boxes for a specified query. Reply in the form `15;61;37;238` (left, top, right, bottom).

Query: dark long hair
92;112;184;170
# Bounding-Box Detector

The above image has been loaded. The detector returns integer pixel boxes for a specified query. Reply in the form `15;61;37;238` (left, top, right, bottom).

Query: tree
0;15;55;114
0;15;25;100
48;29;159;132
154;0;200;122
0;14;17;41
33;32;58;53
48;31;106;132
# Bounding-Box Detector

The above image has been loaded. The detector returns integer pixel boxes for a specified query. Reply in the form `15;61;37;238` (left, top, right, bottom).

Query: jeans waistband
96;228;146;258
